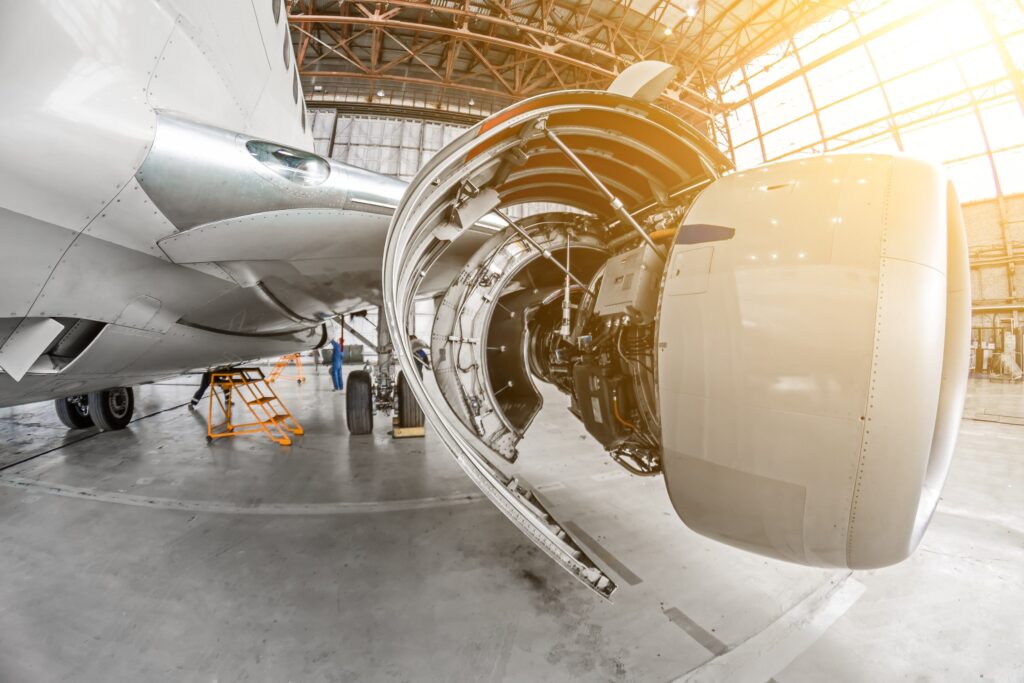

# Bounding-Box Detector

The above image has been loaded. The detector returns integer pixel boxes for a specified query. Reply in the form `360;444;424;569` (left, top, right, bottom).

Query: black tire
345;370;373;435
87;386;134;431
54;395;93;429
396;371;424;429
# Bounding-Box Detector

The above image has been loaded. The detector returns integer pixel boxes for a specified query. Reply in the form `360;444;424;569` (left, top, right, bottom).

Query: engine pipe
493;208;596;297
542;126;667;262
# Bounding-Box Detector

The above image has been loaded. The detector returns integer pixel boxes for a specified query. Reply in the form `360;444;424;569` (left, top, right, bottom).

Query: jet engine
382;84;970;595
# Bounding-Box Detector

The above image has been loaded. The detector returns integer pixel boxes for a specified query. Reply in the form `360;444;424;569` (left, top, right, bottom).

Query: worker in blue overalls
410;334;430;376
328;316;344;391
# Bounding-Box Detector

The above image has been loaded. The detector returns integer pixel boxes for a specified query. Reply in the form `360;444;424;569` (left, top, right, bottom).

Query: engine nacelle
658;155;970;568
382;80;969;594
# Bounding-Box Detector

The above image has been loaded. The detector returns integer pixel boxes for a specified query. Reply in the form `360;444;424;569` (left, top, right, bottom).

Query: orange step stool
206;367;304;446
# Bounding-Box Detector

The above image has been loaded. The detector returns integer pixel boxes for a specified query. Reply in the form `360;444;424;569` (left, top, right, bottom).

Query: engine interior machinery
381;76;971;597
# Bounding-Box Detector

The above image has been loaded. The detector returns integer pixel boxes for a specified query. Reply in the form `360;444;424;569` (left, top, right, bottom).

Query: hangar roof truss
289;0;847;124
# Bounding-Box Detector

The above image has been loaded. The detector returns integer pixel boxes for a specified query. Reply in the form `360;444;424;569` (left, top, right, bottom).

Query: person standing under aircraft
189;368;231;410
409;334;431;375
189;371;212;409
328;317;344;391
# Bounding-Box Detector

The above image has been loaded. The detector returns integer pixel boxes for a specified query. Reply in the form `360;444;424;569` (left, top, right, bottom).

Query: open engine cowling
382;76;970;594
383;87;728;596
659;155;970;569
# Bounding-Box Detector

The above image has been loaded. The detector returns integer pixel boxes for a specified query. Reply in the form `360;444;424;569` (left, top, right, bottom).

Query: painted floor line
963;414;1024;426
674;573;865;683
664;606;728;656
0;401;190;474
0;475;485;515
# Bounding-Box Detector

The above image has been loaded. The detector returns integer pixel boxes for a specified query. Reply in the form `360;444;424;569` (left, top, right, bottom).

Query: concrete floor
0;367;1021;682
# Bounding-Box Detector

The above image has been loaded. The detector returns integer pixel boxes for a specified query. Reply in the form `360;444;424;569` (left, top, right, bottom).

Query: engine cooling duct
382;79;970;593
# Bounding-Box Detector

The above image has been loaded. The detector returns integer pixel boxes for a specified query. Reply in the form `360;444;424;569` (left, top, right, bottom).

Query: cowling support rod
493;208;596;297
543;127;666;262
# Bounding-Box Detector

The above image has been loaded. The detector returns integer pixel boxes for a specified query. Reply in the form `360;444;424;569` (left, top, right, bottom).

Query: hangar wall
308;109;575;355
309;112;467;181
310;109;1022;309
309;100;1023;371
965;194;1024;373
966;194;1024;309
307;111;465;356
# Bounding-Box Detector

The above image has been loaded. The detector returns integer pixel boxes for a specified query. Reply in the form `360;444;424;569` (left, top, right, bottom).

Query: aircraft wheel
54;395;93;429
346;371;373;435
396;371;424;429
87;386;134;431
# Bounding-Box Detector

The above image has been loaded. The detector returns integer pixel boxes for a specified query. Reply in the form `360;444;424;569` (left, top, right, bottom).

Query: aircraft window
272;0;282;23
293;69;299;103
246;140;329;186
301;107;306;131
283;29;291;70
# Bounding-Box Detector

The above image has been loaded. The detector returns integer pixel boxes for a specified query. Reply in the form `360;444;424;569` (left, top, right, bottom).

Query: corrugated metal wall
966;195;1024;308
308;111;469;358
964;194;1023;367
310;109;572;221
311;111;468;181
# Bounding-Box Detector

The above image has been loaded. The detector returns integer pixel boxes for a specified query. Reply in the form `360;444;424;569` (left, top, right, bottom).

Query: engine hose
612;392;636;431
616;329;654;374
618;326;647;356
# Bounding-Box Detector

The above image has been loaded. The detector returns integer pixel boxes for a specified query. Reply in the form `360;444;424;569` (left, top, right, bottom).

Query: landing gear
396;371;424;429
54;395;93;429
341;306;427;437
345;370;374;435
87;386;134;431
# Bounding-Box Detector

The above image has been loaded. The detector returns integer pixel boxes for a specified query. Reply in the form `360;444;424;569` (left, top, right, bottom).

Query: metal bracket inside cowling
456;187;501;231
489;144;531;189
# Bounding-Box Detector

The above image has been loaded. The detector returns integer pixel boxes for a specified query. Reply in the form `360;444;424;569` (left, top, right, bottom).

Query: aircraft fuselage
0;0;414;407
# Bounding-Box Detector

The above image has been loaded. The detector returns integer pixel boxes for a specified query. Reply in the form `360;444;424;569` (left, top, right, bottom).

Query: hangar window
272;0;282;24
283;28;291;70
713;0;1024;202
246;140;329;186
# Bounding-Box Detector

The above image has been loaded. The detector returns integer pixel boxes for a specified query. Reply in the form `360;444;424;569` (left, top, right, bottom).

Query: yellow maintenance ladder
206;367;304;446
267;352;306;384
